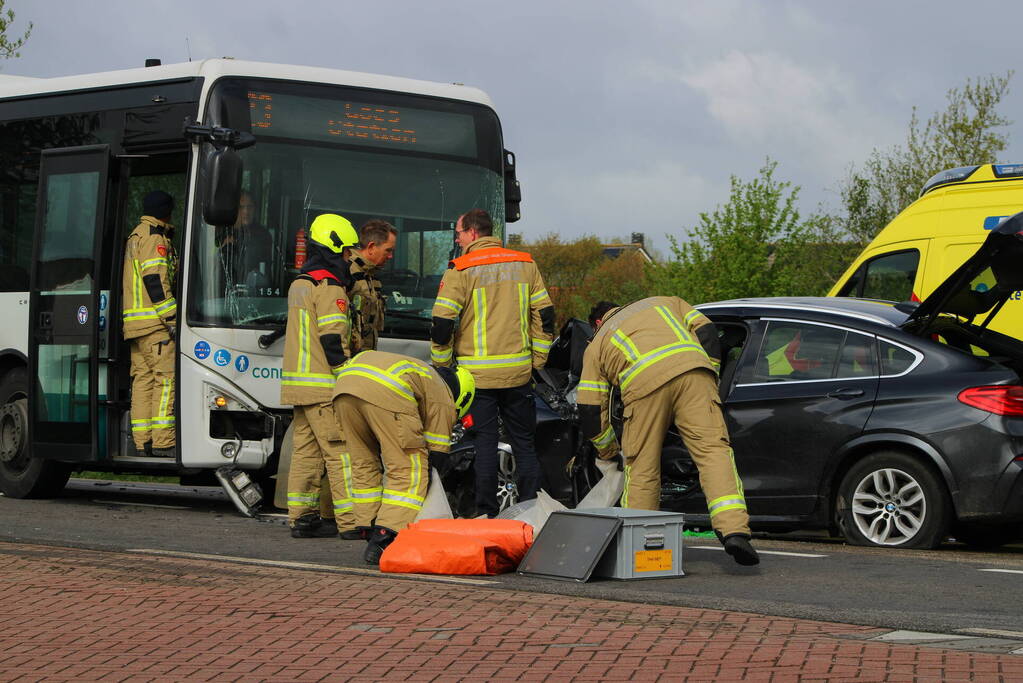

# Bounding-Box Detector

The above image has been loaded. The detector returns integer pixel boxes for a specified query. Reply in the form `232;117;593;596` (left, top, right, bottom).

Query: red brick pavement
0;542;1021;682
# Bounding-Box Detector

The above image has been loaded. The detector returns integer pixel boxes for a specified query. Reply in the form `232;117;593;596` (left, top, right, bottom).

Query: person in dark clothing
217;191;273;288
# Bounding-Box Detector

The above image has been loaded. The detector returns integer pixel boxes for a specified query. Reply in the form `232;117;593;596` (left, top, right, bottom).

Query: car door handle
827;387;865;399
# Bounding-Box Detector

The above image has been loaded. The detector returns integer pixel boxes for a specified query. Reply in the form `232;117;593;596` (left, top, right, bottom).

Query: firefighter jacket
349;251;385;353
122;216;177;339
429;236;555;389
280;273;352;406
577;296;721;458
332;350;457;453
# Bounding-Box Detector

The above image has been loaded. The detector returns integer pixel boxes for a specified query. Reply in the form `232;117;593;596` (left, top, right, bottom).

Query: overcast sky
7;1;1023;255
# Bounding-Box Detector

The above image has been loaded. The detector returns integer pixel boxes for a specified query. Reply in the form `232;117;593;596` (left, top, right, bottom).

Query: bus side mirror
204;147;242;227
504;148;522;223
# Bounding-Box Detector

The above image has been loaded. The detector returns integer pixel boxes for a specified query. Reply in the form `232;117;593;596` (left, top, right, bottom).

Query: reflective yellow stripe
619;341;708;390
435;297;463;315
578;380;609;393
472;288;487;357
406;450;422;500
424;431;451;447
530;288;549;304
656;306;692;342
140;257;168;272
592;425;615;449
383;488;425;503
610;330;641;362
518;283;529;351
431;346;453;364
336;364;414;401
154;297;177;315
455;352;531;369
684;309;704;327
531;338;552;352
123;307;159;321
158;378;172;417
281;371;335;388
298;310;310;373
709;502;747;516
318;313;349;326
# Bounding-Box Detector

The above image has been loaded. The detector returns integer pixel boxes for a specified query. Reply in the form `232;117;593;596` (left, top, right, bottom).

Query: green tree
840;71;1013;245
652;160;828;304
0;0;31;61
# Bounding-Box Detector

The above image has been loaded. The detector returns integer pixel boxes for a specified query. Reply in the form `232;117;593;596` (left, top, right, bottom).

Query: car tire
0;367;71;498
836;451;950;549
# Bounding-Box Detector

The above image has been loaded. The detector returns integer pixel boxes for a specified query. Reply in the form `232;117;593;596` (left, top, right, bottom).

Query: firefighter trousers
129;329;175;450
287;402;355;529
621;368;751;538
335;395;428;532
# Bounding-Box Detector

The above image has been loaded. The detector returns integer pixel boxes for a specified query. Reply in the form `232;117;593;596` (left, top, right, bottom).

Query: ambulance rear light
957;385;1023;416
992;163;1023;179
920;166;980;197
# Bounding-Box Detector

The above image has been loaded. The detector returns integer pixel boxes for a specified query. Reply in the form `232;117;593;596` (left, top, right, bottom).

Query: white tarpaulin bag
414;467;454;521
576;457;625;509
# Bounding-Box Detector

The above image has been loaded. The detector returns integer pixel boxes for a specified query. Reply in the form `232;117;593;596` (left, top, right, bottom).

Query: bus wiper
258;325;286;349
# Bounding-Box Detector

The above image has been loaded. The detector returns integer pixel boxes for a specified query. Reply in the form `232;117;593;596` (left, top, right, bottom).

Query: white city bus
0;59;521;504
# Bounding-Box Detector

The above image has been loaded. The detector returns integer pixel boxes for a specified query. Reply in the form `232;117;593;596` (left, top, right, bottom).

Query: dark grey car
661;215;1023;549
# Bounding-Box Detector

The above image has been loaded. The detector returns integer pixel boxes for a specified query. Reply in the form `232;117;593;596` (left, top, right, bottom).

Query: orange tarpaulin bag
379;519;534;575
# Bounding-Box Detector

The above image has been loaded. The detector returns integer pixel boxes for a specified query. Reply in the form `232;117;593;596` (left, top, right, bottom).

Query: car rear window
879;340;916;375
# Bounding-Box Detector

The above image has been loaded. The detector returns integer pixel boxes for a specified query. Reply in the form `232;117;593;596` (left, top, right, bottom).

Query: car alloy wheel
837;451;950;549
851;467;926;545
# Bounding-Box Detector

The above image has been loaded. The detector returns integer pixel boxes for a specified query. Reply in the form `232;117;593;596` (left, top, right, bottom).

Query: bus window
187;79;505;339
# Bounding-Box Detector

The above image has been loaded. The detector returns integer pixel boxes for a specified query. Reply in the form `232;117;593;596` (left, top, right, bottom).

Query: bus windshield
187;78;505;339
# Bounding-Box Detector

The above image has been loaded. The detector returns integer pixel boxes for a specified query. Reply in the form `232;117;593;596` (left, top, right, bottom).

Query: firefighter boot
291;514;339;539
363;526;398;565
340;526;372;541
722;534;760;566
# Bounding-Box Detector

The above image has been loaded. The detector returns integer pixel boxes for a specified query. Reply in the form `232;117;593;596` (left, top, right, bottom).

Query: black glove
427;450;446;471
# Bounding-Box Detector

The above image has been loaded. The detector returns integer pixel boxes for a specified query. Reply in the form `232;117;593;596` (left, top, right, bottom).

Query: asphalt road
2;478;1022;640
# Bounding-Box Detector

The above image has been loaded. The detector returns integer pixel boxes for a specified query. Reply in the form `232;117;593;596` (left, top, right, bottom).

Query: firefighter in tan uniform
349;220;397;353
122;191;178;457
430;208;556;517
579;296;760;566
332;350;475;564
316;220;397;530
281;214;359;539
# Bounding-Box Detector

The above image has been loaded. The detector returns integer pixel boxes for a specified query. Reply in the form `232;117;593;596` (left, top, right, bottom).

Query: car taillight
957;385;1023;416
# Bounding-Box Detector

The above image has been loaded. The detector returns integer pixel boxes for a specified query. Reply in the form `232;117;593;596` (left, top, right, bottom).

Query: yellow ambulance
829;163;1023;338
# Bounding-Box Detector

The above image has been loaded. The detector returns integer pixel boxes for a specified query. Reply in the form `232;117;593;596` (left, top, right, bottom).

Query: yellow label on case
634;549;673;572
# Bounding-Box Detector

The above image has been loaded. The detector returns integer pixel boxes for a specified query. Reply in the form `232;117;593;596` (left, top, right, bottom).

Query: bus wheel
0;367;71;498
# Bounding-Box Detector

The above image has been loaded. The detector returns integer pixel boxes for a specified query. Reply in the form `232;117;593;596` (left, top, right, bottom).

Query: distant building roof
602;242;653;263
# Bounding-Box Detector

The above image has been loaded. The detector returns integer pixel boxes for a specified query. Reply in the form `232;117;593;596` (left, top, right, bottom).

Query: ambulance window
861;250;919;301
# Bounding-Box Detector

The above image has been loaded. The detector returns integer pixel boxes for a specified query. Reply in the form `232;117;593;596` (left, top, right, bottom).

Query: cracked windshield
188;79;504;339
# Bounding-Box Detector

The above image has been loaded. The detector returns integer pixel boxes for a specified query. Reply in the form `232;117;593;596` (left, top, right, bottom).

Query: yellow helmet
437;365;476;418
309;214;358;254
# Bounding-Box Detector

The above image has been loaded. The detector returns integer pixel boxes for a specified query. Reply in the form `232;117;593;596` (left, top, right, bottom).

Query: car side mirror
203;147;242;227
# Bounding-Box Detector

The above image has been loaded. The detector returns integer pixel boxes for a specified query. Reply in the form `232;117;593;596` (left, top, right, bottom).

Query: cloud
517;159;725;251
679;51;879;170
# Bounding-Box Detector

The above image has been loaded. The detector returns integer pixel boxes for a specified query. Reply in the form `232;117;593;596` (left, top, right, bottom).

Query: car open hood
903;211;1023;334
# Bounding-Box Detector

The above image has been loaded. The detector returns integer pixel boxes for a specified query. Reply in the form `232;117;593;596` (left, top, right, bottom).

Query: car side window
861;250;920;301
753;322;845;381
837;332;877;378
879;340;916;375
